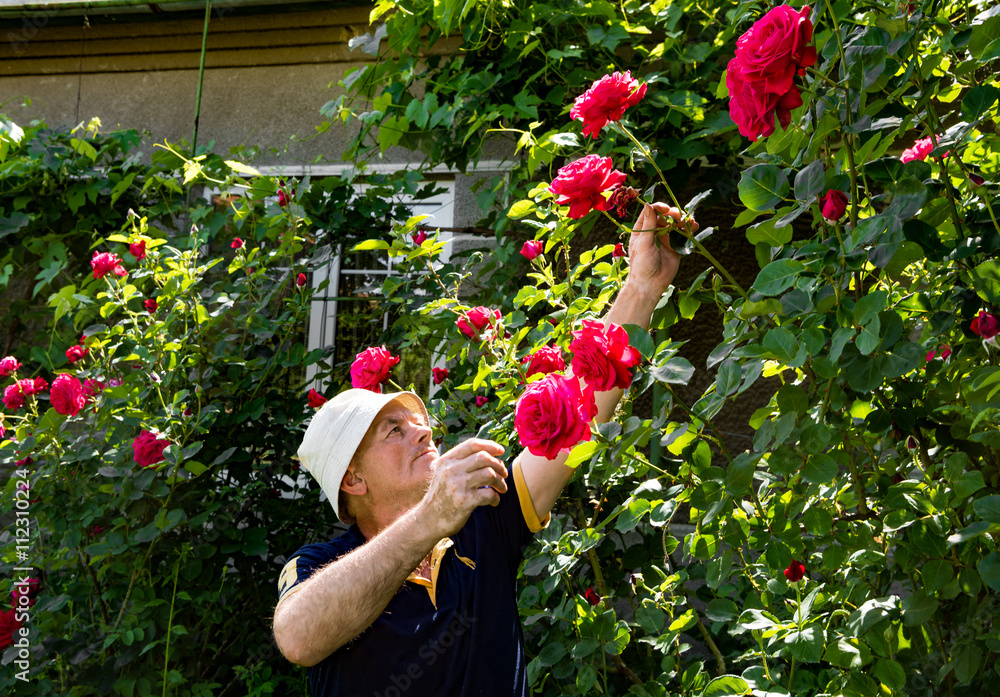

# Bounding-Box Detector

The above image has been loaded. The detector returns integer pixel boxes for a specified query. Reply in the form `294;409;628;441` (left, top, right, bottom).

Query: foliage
340;0;1000;695
0;119;435;695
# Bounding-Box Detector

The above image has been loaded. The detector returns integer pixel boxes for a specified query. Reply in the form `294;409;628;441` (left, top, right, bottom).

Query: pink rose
971;311;1000;340
476;395;489;407
520;240;544;260
514;374;597;460
143;298;158;313
456;307;503;340
819;189;848;221
733;5;817;97
350;346;400;393
27;377;47;395
0;356;21;377
570;320;641;391
91;252;127;280
133;430;169;467
307;389;327;408
900;135;948;163
613;243;626;258
548;155;627;219
4;382;26;410
412;230;429;246
521;346;566;377
231;238;244;249
296;273;307;287
66;345;88;364
129;240;146;260
51;374;86;417
432;367;449;385
570;71;647;139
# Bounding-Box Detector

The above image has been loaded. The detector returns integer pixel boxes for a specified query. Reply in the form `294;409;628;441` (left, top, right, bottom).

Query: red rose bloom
432;367;449;385
66;345;88;363
613;243;626;258
129;240;146;260
819;189;848;221
514;373;597;460
50;374;86;417
143;298;157;313
784;560;806;582
583;587;602;606
0;609;22;650
456;307;503;340
548;155;627;219
733;5;816;97
570;320;641;391
570;70;647;139
520;240;544;260
726;5;815;140
307;389;327;408
476;395;489;407
350;346;400;393
971;311;1000;340
4;383;25;410
91;252;127;279
83;378;104;403
12;578;40;608
940;345;952;360
133;430;169;467
231;238;244;249
0;356;22;377
296;273;307;287
521;346;566;377
412;230;429;246
277;189;289;207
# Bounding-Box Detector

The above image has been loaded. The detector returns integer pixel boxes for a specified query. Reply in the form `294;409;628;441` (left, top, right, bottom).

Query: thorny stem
616;123;684;213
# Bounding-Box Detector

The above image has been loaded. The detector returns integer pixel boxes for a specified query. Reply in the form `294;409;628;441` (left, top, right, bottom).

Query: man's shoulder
290;525;364;564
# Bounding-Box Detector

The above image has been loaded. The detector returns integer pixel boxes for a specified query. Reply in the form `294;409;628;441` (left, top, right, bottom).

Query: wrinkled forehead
365;400;428;437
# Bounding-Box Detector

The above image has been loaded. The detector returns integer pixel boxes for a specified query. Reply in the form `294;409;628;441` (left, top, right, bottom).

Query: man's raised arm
519;202;695;521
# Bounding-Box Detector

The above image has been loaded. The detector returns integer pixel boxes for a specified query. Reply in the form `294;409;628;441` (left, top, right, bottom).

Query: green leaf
921;559;954;594
856;315;881;356
133;522;159;544
703;675;751;697
352;239;391;252
763;327;797;362
785;626;825;663
752;259;806;296
794;160;826;202
874;659;906;689
739;164;790;212
738;298;783;318
636;600;666;633
901;591;939;625
978;552;1000;592
508;200;536;219
651;358;695;385
224;160;261;177
576;664;597;695
974;495;1000;523
537;641;566;666
801;454;838;484
960;85;1000;123
746;216;793;247
566;440;600;468
716;359;742;397
853;290;887;326
823;637;869;669
885;177;928;220
969;259;1000;305
970;14;1000;61
953;470;986;500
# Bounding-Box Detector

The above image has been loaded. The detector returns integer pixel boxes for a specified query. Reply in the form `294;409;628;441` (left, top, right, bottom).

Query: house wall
0;2;496;232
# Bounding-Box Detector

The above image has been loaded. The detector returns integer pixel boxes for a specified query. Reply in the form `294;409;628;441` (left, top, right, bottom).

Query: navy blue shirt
276;461;547;697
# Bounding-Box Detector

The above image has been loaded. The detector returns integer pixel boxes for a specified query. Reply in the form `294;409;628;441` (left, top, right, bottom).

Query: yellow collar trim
405;538;475;609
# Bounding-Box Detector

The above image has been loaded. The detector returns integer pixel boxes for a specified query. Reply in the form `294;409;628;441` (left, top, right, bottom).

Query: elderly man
273;203;692;696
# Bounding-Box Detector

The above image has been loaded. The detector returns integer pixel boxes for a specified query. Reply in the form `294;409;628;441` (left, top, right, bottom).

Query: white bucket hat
297;388;429;521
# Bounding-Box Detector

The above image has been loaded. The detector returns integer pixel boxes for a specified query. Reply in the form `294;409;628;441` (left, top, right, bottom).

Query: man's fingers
443;438;505;460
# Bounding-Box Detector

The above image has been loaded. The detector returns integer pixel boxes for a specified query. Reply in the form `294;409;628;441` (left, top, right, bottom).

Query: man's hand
626;202;696;298
418;439;508;538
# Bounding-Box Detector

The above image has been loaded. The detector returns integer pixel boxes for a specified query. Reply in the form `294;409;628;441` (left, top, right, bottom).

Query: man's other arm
519;203;693;521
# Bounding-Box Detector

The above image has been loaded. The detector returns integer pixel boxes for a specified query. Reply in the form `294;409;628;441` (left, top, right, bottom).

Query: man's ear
340;464;367;496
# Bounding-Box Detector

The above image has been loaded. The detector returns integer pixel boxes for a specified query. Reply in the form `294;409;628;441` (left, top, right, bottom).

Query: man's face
353;401;436;518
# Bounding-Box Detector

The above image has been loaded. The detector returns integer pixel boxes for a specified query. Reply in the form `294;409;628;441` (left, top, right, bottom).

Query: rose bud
819;189;848;221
